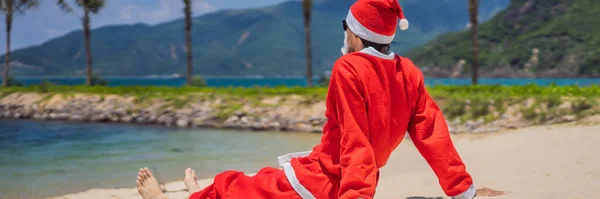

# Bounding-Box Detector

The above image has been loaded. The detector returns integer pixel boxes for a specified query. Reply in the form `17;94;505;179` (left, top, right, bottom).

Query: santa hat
345;0;409;44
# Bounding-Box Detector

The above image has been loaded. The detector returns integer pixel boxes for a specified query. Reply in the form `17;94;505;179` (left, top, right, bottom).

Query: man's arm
328;59;378;199
407;76;476;199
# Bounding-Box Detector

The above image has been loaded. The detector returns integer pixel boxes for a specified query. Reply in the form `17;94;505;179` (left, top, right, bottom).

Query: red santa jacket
283;47;475;199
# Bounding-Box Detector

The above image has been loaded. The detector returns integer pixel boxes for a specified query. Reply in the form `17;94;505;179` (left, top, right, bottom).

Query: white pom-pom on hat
399;18;409;31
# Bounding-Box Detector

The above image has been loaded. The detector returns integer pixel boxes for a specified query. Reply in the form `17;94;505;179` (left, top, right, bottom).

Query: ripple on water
11;169;68;177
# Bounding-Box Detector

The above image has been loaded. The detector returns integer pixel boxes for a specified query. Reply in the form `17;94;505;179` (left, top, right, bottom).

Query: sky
0;0;290;54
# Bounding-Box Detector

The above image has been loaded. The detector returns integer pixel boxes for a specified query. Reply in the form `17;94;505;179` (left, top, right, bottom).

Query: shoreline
45;123;600;199
0;92;328;133
1;91;600;134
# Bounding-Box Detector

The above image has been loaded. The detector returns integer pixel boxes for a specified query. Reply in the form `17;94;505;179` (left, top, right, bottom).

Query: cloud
119;4;141;21
149;0;174;23
194;1;217;13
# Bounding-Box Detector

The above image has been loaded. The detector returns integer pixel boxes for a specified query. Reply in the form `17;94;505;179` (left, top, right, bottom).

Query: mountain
1;0;510;77
407;0;600;78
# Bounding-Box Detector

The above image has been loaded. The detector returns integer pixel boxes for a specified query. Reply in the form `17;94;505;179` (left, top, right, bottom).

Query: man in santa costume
135;0;478;198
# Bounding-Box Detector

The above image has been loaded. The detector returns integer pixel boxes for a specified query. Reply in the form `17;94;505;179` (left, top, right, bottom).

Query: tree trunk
469;0;479;85
184;0;193;86
3;7;12;87
83;4;93;86
303;0;313;87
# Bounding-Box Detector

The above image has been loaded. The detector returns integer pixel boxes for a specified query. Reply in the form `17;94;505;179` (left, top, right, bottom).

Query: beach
46;123;600;199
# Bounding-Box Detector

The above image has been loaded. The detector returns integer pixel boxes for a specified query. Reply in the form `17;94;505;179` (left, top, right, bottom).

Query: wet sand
47;123;600;199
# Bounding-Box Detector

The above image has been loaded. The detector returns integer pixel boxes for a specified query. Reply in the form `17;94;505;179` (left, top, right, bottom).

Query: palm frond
14;0;38;13
56;0;73;13
77;0;104;13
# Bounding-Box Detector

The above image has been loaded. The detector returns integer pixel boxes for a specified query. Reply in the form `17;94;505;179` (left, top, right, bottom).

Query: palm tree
183;0;193;86
302;0;313;87
1;0;38;87
469;0;479;85
57;0;104;86
79;0;103;86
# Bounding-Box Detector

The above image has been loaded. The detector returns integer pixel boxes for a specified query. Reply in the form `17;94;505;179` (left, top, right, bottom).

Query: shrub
318;74;330;87
521;107;538;120
191;76;206;87
572;100;592;113
470;97;491;118
545;95;562;109
38;80;55;93
5;76;23;87
443;98;466;118
91;74;108;86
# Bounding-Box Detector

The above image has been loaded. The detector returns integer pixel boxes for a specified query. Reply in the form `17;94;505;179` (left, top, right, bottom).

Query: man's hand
475;187;509;197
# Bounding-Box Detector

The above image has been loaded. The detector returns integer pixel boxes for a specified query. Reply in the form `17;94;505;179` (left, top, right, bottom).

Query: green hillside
408;0;600;78
1;0;509;77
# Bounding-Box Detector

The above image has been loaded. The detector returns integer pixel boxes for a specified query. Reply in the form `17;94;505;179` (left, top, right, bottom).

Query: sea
0;119;321;199
3;76;600;87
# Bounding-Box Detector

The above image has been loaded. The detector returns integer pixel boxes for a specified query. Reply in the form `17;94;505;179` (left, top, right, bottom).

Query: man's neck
363;47;390;55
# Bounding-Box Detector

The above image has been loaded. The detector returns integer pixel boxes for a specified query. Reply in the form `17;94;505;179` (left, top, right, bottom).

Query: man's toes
144;167;154;178
139;172;147;181
185;168;192;176
141;169;149;179
139;169;146;180
192;170;197;179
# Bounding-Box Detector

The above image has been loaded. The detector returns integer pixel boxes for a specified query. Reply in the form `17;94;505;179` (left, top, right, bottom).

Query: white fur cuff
451;184;476;199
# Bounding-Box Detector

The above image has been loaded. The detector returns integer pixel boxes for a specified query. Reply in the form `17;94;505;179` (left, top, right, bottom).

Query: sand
48;123;600;199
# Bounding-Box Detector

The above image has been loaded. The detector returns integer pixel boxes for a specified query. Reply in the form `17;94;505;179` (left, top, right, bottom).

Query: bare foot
137;167;168;199
184;168;202;196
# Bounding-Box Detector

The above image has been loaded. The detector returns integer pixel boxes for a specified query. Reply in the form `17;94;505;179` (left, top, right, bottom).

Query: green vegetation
90;74;108;86
2;84;600;98
37;80;54;93
520;106;539;121
427;84;600;98
2;84;599;123
427;84;600;122
0;85;329;99
4;76;23;87
214;103;243;122
191;76;206;87
408;0;600;77
168;96;191;109
0;0;509;77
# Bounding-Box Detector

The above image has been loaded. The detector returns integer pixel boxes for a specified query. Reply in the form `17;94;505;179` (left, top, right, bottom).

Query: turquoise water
4;77;600;87
0;119;321;199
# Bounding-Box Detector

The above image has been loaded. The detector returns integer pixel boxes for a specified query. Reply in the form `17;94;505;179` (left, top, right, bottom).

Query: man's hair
360;38;391;54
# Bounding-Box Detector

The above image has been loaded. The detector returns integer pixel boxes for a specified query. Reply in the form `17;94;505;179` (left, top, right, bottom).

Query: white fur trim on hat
346;10;395;44
399;18;409;31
